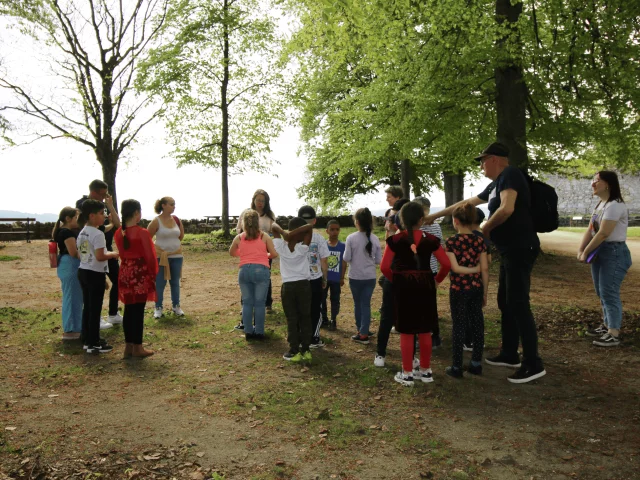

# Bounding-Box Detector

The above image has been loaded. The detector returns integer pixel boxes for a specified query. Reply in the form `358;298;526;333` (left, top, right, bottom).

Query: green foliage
285;0;640;208
137;0;286;173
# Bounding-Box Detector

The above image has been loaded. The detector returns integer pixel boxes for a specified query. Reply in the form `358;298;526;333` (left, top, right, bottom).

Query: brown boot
123;343;133;358
132;344;154;358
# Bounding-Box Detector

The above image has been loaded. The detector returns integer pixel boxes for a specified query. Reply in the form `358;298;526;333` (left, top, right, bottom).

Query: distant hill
0;210;59;223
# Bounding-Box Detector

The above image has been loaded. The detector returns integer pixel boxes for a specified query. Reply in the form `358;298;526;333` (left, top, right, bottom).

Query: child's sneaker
593;333;620;347
445;366;464;379
585;324;607;337
86;342;113;354
328;320;337;331
234;322;245;331
283;350;299;361
374;355;385;367
310;337;325;349
172;306;185;316
154;307;163;319
302;351;313;362
108;313;123;325
394;371;414;387
432;334;442;349
290;352;304;363
351;334;369;345
414;368;434;383
99;318;113;330
463;344;473;352
412;357;420;372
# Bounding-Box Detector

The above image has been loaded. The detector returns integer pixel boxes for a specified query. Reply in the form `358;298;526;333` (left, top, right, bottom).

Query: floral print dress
114;226;158;304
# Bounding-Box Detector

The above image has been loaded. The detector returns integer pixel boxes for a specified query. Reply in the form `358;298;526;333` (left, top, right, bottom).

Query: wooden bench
0;218;36;243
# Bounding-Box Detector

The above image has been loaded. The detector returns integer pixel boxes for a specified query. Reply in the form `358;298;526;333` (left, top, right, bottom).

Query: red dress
114;226;158;304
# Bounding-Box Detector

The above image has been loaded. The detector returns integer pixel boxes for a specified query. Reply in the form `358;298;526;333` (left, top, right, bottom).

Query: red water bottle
49;240;58;268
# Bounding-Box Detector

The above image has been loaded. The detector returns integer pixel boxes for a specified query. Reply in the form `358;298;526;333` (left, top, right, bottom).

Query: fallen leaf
369;425;380;430
300;367;309;373
143;455;160;461
5;427;16;431
48;394;59;398
275;460;285;466
374;395;382;400
196;452;205;458
333;373;341;378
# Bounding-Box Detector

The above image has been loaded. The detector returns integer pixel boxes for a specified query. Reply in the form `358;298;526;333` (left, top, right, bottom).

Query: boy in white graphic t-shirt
77;199;119;354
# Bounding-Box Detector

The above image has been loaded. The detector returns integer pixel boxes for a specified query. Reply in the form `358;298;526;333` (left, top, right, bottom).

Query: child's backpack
527;176;559;233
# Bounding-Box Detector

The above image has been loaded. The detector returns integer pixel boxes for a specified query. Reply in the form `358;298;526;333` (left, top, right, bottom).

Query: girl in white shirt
578;171;632;347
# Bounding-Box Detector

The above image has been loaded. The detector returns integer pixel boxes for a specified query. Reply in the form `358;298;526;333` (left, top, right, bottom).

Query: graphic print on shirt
77;234;92;264
308;242;320;275
327;252;340;271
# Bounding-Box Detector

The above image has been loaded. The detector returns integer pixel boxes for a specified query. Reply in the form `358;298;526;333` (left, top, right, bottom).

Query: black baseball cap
474;142;509;161
298;205;316;220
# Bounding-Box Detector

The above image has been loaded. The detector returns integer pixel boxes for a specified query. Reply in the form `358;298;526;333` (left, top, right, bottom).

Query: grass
0;255;21;261
558;226;640;237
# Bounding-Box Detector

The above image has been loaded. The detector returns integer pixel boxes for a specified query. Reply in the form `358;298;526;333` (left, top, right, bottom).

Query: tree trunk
495;0;528;170
443;171;464;225
100;157;118;212
220;0;231;238
400;159;411;199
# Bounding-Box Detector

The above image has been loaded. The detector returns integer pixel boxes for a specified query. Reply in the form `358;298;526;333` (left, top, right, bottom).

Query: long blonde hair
242;209;260;240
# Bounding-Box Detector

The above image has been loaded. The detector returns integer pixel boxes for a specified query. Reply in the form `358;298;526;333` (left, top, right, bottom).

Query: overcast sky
0;9;490;221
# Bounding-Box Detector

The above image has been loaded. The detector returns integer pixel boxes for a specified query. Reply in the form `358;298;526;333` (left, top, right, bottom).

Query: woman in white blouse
578;171;632;347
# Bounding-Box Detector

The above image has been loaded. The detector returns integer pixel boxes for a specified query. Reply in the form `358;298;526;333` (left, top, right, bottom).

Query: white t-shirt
591;201;628;242
77;225;109;273
307;231;330;280
274;238;311;283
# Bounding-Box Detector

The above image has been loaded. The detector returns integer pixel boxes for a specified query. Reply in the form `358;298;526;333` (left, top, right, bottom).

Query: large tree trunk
220;0;231;238
495;0;528;170
400;159;411;199
100;157;118;211
443;171;464;225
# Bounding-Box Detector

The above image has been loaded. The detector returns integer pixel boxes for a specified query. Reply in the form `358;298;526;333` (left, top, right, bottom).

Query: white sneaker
172;306;185;316
108;313;123;325
412;357;420;371
100;318;113;330
394;371;414;387
415;368;434;383
154;307;163;319
391;326;398;334
374;355;385;367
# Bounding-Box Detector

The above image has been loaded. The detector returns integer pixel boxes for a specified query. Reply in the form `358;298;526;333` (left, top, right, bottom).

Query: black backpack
526;175;559;233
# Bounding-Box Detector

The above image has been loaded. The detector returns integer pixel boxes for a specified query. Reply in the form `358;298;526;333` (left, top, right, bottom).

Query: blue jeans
591;242;632;330
349;278;376;335
57;255;82;333
156;257;183;308
239;264;270;334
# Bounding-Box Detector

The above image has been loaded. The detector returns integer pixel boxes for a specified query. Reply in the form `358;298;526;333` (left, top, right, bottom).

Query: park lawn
1;238;640;479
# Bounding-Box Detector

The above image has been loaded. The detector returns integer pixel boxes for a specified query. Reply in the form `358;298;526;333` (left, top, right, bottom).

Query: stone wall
545;173;640;216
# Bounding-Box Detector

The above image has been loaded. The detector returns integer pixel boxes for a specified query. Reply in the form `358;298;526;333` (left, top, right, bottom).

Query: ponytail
399;201;426;264
120;199;142;250
354;207;374;257
52;207;79;242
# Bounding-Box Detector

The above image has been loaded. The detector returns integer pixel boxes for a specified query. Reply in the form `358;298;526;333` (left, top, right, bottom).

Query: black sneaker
507;365;546;384
253;334;266;341
245;332;256;340
432;334;442;349
445;366;463;378
328;320;337;331
321;319;329;329
283;350;299;361
351;334;370;345
466;363;483;376
86;342;113;354
593;333;620;347
485;353;521;368
366;331;376;338
585;324;607;337
234;323;245;331
310;337;325;349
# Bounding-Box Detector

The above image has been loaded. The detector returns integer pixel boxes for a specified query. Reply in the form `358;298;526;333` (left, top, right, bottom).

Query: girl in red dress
114;200;158;358
380;202;451;386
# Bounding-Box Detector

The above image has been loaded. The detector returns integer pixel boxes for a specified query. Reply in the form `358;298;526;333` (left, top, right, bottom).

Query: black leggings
123;303;146;344
450;289;484;369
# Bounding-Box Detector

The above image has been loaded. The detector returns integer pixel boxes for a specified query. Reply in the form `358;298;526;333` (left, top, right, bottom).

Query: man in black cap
425;142;545;384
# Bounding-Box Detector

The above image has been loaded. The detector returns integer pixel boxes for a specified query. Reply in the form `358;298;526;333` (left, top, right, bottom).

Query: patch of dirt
0;238;639;479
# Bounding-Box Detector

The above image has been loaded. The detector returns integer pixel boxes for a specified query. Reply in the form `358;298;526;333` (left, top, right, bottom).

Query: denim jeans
349;278;376;335
238;264;270;334
57;255;83;333
156;257;183;308
591;242;632;330
497;246;542;370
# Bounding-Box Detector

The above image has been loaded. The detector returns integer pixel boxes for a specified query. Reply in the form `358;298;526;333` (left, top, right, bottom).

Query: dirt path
539;230;640;271
1;239;640;479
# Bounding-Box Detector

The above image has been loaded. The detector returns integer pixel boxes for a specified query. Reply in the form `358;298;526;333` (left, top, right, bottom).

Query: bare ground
0;236;639;480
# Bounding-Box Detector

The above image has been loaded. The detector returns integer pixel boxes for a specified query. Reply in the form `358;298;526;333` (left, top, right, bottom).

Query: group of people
53;180;185;357
52;142;633;385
